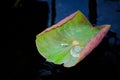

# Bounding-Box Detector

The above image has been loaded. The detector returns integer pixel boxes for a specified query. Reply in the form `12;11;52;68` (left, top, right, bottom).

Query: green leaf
36;10;110;67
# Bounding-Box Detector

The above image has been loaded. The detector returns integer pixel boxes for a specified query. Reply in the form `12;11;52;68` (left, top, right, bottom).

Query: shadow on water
51;0;56;25
88;0;97;26
6;0;49;80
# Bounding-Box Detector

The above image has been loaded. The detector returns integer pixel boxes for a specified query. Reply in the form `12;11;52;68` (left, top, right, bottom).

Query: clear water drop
70;46;83;57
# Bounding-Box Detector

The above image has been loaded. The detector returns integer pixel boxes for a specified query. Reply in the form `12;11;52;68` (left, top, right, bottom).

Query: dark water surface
5;0;120;80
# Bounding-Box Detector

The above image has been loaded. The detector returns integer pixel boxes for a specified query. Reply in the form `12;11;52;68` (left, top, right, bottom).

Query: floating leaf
36;10;110;67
